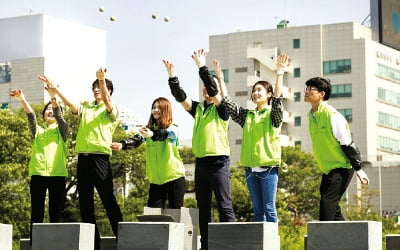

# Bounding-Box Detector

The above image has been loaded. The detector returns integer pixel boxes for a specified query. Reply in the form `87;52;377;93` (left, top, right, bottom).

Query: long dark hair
146;97;173;129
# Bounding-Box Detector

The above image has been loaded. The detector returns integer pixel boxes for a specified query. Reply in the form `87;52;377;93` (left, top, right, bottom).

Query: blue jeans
245;167;279;222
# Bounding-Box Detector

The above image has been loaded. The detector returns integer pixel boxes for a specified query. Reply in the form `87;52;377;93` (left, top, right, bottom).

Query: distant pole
377;155;383;217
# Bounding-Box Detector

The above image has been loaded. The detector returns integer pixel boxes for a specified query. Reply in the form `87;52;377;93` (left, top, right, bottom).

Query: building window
294;116;301;126
235;67;248;73
378;87;400;106
294;68;301;78
235;139;242;145
210;69;229;82
337;108;352;122
293;38;300;49
0;62;11;83
294;92;301;102
294;141;301;147
377;63;400;83
323;59;351;74
379;136;400;153
378;112;400;130
235;91;248;97
331;84;352;98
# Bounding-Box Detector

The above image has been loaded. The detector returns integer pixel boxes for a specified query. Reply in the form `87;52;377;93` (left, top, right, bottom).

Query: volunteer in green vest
10;76;68;246
304;77;369;220
214;54;290;222
111;97;186;209
163;49;235;250
54;68;122;250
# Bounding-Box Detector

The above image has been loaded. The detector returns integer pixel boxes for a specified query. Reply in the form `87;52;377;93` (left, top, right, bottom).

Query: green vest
75;102;118;155
192;103;230;157
308;102;352;174
240;107;281;167
28;123;68;177
145;125;185;185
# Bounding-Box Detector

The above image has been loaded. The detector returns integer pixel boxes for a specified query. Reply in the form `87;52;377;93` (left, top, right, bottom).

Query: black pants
319;168;354;221
147;177;186;209
77;154;123;249
30;175;65;244
195;156;236;250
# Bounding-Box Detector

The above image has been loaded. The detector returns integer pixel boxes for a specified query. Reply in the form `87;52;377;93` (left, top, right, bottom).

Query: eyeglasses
304;86;319;92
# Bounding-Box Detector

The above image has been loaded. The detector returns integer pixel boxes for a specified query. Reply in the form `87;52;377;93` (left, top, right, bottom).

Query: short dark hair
305;77;331;100
92;78;114;96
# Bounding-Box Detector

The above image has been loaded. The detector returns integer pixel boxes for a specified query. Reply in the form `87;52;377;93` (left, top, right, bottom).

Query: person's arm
192;49;219;97
38;76;79;114
9;89;36;137
44;82;69;141
331;113;369;185
110;134;145;151
273;54;290;98
141;125;179;145
221;95;248;127
96;68;114;113
163;59;192;111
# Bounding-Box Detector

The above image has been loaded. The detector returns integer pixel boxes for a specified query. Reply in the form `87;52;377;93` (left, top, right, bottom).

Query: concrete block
164;207;199;228
386;234;400;250
208;222;280;250
307;221;382;250
31;223;95;250
20;238;31;250
100;236;117;250
0;223;12;250
118;222;185;250
143;207;199;250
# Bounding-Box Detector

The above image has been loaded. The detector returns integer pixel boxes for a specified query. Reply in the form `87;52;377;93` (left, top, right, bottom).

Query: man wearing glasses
304;77;369;221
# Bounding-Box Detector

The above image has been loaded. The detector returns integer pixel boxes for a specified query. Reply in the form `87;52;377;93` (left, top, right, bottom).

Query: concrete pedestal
31;223;95;250
118;222;184;250
0;223;12;250
208;222;280;250
386;234;400;250
143;207;199;250
307;221;382;250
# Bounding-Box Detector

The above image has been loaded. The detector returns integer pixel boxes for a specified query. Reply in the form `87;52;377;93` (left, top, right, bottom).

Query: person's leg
93;155;122;239
148;183;167;208
209;157;235;222
77;155;98;248
195;158;212;250
259;168;279;222
48;177;66;223
319;168;352;221
30;175;47;245
166;177;186;209
334;168;354;220
245;169;264;222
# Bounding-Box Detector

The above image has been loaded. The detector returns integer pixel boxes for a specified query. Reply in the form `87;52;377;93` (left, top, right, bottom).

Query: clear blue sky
1;0;371;140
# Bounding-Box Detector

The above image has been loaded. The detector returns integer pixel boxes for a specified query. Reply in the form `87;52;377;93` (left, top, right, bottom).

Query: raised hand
276;54;290;75
96;68;107;81
213;59;224;80
9;89;24;100
191;49;206;68
38;76;57;98
162;60;176;78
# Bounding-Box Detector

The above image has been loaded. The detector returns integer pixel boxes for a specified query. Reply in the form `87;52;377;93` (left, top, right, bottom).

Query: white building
207;21;400;211
0;14;106;108
118;106;146;133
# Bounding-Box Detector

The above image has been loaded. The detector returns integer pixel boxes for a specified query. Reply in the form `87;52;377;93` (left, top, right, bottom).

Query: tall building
0;14;107;108
207;21;400;211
